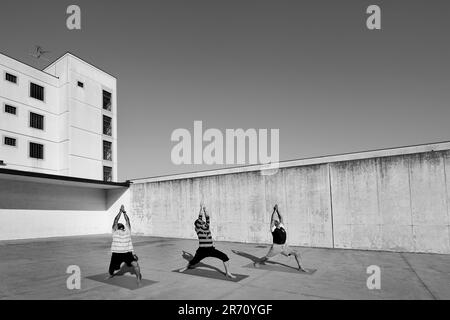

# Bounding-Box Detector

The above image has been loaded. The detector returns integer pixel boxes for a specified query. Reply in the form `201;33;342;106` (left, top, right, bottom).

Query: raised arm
270;205;278;229
112;206;123;231
195;203;209;230
123;207;131;230
198;202;204;221
203;206;210;227
275;205;283;224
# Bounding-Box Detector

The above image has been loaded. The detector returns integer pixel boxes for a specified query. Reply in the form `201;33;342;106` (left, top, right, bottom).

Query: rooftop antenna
29;45;51;69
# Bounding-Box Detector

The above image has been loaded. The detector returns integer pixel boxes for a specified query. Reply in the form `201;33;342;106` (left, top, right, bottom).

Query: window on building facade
30;83;44;101
30;142;44;159
4;137;16;147
5;73;17;83
103;140;112;161
4;104;17;115
30;112;44;130
103;115;112;136
103;166;113;182
103;90;112;111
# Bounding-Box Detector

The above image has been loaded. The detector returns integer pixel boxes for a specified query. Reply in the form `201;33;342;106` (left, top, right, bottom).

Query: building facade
0;52;117;181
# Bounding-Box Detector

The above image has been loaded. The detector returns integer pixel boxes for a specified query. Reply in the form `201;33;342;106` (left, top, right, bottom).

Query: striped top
111;228;134;253
195;215;213;247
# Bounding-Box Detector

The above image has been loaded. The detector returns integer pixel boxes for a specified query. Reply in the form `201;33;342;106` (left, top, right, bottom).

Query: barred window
30;142;44;159
30;83;44;101
103;90;112;111
103;166;113;182
103;115;112;136
103;140;112;161
30;112;44;130
4;137;16;147
5;73;17;83
4;104;17;115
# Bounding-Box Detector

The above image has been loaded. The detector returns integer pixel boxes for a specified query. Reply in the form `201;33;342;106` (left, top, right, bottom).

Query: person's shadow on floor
181;251;227;276
231;250;298;270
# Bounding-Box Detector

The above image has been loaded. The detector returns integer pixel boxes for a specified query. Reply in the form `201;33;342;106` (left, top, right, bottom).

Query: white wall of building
0;177;128;241
0;52;118;181
0;54;61;174
0;209;109;240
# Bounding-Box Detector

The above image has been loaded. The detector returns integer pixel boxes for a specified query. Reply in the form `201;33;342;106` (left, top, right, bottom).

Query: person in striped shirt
107;205;142;285
179;203;235;279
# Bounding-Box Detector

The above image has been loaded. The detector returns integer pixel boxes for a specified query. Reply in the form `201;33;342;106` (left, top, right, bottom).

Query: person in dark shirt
254;204;306;272
179;202;236;278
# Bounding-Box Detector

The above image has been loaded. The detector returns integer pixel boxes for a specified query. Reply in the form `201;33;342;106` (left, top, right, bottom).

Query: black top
272;226;287;245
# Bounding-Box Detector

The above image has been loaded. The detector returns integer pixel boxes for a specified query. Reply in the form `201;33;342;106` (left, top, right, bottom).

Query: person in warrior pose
254;204;306;272
108;205;142;285
179;203;235;278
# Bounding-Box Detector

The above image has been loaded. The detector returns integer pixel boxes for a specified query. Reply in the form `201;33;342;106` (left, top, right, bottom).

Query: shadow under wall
0;178;128;211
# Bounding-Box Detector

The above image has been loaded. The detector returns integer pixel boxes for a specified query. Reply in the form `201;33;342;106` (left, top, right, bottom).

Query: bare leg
292;252;306;272
131;261;142;285
255;245;277;267
179;264;189;272
107;262;126;279
223;261;236;279
254;256;268;268
179;263;195;273
181;249;203;272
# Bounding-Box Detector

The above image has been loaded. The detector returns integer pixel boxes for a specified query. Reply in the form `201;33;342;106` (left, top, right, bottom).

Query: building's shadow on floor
181;250;227;276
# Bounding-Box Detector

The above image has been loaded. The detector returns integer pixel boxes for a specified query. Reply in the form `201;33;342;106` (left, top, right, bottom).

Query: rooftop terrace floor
0;235;449;300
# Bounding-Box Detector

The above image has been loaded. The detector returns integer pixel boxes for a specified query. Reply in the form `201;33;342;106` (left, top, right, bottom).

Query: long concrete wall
128;147;450;254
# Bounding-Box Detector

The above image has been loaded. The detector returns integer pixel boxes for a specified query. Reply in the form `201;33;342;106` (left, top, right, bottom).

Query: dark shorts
188;246;230;266
108;252;137;275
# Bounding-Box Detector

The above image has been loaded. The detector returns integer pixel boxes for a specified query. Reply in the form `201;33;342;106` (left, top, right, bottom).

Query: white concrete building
0;52;117;182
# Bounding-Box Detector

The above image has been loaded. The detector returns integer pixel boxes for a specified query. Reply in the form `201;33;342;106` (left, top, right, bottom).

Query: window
103;166;113;182
4;137;16;147
29;142;44;159
30;112;44;130
30;83;44;101
5;73;17;83
103;140;112;161
103;115;112;136
78;81;84;88
103;90;112;111
4;104;17;115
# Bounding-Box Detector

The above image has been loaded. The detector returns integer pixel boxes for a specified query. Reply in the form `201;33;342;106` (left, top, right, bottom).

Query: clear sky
1;0;449;181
